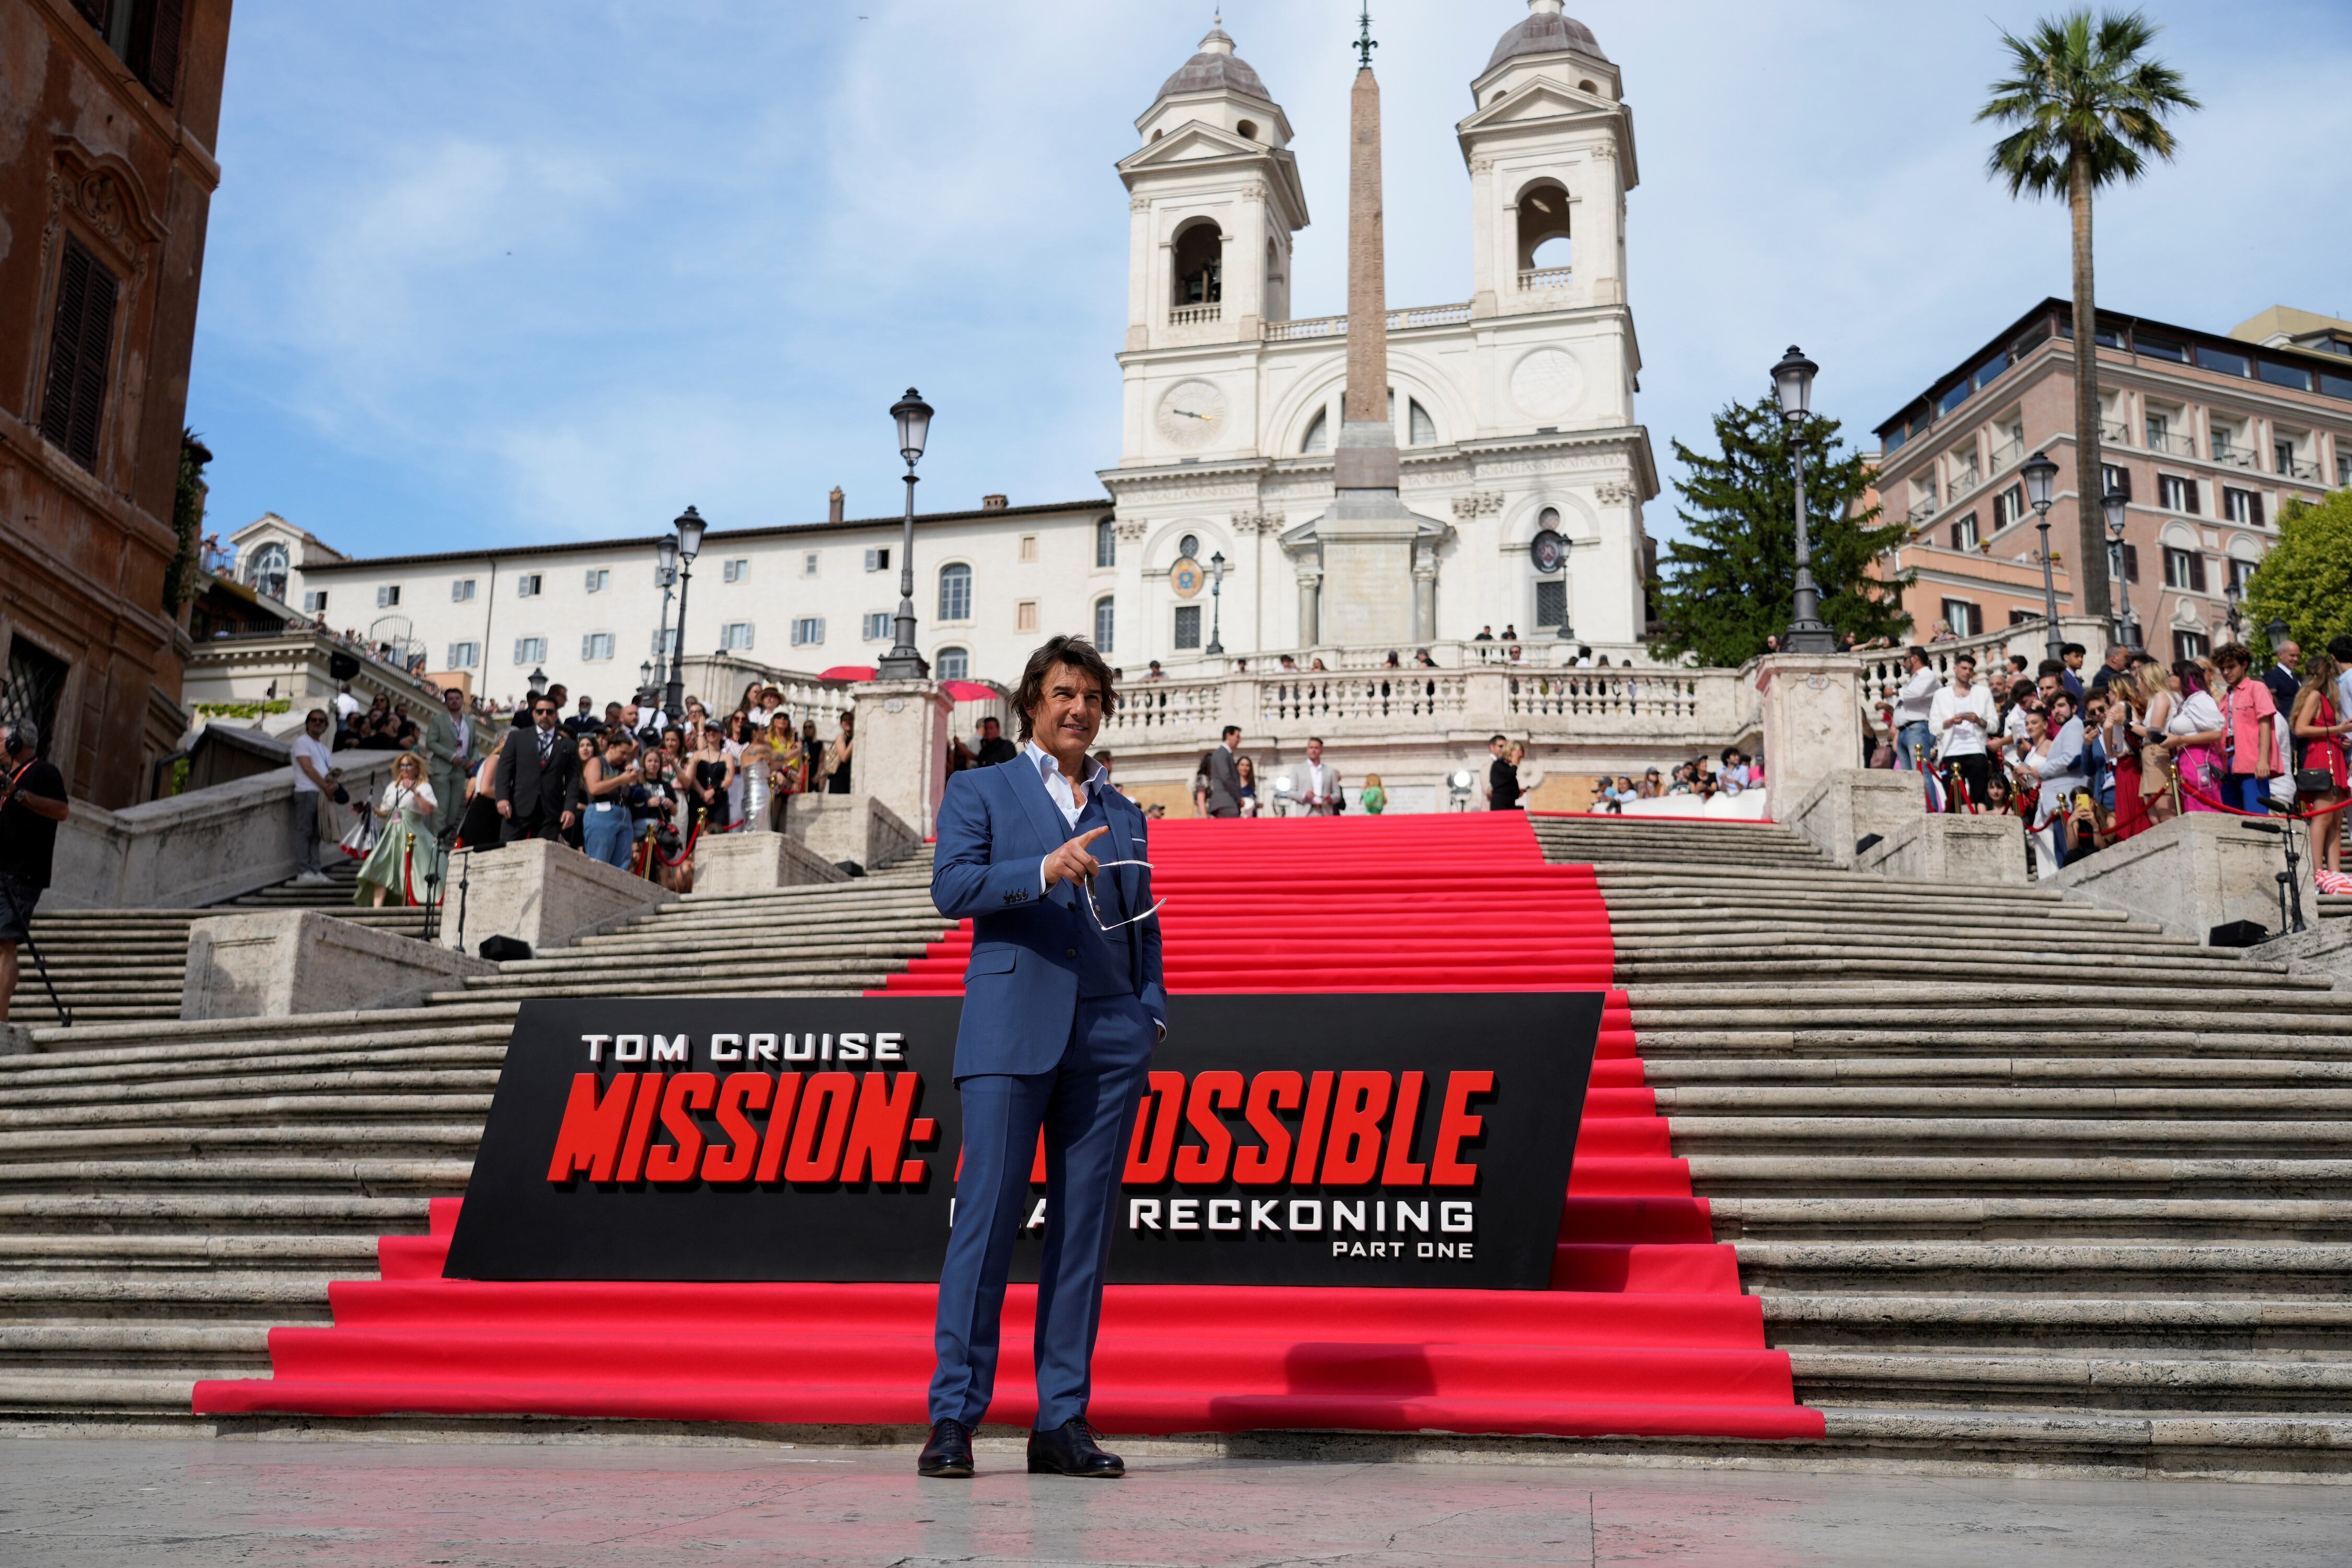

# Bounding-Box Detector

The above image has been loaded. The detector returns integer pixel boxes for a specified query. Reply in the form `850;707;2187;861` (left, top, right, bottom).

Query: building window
303;591;328;614
723;558;749;584
2162;546;2206;592
2172;628;2210;662
938;563;972;621
862;612;892;641
2227;557;2257;595
450;578;475;603
446;642;479;669
1016;601;1039;633
2339;453;2352;489
651;627;677;657
1093;596;1115;651
1096;518;1116;569
1173;219;1222;306
2101;464;2131;501
1992;485;2024;531
1940;598;1982;638
516;574;543;597
1178;533;1201;560
2120;544;2140;583
1173;604;1202;650
2222;488;2264;527
376;585;401;608
240;543;288;603
2158;474;2198;513
1948;513;1980;550
2009;608;2036;626
1408;399;1437;446
2195;345;2251;379
864;547;890;572
584;568;609;593
1302;408;1328;454
719;622;754;651
513;637;547;664
1535;578;1567;630
936;647;970;681
803;552;820;577
791;617;824;647
1018;535;1039;563
38;235;120;473
581;632;615;661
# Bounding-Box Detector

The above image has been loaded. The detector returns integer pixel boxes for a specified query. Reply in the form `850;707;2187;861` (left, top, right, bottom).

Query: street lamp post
2021;448;2063;662
2103;489;2138;652
663;505;706;720
651;533;679;711
1205;551;1227;656
2223;578;2244;642
1770;346;1835;654
878;388;935;681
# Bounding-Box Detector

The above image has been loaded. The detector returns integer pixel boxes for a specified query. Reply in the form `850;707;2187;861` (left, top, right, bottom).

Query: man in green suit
422;686;476;837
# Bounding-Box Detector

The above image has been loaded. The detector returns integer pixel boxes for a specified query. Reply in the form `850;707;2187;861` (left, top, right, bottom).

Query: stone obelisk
1308;7;1434;650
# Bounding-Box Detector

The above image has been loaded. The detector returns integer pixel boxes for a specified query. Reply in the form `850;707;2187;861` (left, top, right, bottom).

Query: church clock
1156;379;1227;451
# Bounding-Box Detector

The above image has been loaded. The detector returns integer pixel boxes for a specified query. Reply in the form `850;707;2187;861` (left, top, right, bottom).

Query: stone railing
1263;303;1473;343
1168;304;1221;327
1857;615;2115;709
1149;637;1623;679
1517;267;1572;291
182;628;449;740
679;654;848;726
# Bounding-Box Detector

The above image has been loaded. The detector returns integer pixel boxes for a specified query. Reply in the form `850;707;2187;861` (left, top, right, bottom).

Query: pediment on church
1119;122;1279;171
1458;78;1612;131
1282;509;1454;550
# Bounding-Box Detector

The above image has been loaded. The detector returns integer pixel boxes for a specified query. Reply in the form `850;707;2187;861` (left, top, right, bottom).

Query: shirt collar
1024;740;1106;793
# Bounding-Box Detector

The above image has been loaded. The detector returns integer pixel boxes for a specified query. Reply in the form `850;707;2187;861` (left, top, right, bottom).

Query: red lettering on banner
1233;1070;1300;1185
1123;1070;1188;1182
644;1073;716;1182
701;1072;774;1182
1431;1069;1495;1186
784;1071;859;1182
546;1074;637;1182
754;1073;804;1182
840;1072;920;1184
1319;1070;1393;1184
615;1068;667;1182
1380;1070;1429;1187
1030;1129;1047;1185
1289;1070;1335;1183
1173;1070;1244;1184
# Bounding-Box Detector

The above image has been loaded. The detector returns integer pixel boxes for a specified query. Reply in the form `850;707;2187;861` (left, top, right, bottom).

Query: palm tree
1978;9;2197;624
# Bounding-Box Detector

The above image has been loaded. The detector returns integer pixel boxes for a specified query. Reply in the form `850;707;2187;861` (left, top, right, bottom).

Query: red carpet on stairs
194;813;1821;1441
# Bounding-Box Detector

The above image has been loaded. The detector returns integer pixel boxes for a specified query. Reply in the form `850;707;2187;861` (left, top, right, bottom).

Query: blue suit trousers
928;993;1154;1430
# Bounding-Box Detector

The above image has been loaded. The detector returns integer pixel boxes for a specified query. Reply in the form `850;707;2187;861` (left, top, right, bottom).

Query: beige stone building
1873;299;2352;661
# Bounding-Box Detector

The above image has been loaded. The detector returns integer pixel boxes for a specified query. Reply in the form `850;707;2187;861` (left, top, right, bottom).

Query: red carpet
195;812;1821;1441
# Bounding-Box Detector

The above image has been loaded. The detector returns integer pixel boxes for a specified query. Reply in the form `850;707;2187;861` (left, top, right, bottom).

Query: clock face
1157;379;1227;451
1509;348;1585;419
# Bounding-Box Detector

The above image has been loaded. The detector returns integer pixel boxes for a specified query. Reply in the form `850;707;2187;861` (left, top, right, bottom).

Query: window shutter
2251;492;2265;527
38;237;118;472
2188;552;2207;594
1949;523;1962;550
141;0;185;104
2123;544;2139;583
2183;479;2200;515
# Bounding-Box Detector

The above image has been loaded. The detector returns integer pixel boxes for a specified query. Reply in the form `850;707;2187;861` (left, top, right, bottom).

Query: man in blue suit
919;635;1165;1481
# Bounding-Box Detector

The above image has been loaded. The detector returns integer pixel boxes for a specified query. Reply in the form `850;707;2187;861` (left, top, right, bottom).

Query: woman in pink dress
2162;661;2228;813
2292;651;2352;882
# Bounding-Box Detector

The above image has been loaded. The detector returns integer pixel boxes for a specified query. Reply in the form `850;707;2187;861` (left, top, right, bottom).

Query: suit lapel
1000;758;1075;905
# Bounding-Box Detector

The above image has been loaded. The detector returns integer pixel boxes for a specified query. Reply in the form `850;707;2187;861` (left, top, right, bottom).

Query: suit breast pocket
965;947;1017;978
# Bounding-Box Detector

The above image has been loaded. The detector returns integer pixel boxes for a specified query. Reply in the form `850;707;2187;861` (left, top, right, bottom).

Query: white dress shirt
1024;741;1111;892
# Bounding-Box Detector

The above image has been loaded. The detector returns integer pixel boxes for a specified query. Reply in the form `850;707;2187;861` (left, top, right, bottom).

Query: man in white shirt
1927;653;1996;806
287;709;339;885
1295;736;1342;814
1893;647;1941;772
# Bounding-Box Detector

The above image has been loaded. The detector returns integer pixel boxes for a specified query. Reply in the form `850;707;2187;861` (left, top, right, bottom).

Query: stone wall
1784;769;1921;869
1858;813;2027;885
442;838;673;955
181;910;494;1019
2045;812;2315;945
781;794;920;873
690;830;849;897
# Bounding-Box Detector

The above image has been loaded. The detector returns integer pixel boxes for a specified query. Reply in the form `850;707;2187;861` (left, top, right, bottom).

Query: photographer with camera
1;723;69;1024
580;730;645;870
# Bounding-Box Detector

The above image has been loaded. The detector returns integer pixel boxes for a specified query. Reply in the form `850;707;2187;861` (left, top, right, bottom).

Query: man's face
1307;740;1323;763
623;705;640;725
533;702;559;731
306;714;328;736
445;690;464;712
1907;653;1926;673
1954;659;1976;686
1030;663;1103;755
2038;675;2061;705
979;718;1000;741
2050;697;2075;728
2063;649;2084;671
2278;641;2301;670
2107;647;2130;671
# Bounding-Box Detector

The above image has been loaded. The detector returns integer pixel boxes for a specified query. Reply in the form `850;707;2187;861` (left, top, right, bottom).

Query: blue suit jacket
930;757;1166;1079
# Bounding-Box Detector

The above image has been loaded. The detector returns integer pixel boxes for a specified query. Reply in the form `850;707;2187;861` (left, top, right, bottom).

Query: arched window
1409;399;1437;446
1178;533;1201;561
1173;221;1222;307
1096;517;1116;569
1516;180;1573;278
937;563;972;621
1302;408;1328;454
247;541;290;602
936;647;969;681
1093;596;1116;652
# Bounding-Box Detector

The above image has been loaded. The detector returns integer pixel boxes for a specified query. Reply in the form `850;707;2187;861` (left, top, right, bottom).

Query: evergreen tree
1648;396;1913;667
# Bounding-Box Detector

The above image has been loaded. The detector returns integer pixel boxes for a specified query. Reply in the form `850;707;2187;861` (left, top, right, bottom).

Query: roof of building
1485;0;1607;73
2231;305;2352;349
294;497;1114;575
1157;24;1274;103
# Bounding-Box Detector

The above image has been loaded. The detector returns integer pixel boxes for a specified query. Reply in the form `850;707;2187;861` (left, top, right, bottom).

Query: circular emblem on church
1169;557;1205;598
1529;529;1566;574
1509;349;1585;419
1157;380;1227;451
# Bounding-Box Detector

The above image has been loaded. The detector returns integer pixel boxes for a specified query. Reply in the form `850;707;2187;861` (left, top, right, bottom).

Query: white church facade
228;3;1657;708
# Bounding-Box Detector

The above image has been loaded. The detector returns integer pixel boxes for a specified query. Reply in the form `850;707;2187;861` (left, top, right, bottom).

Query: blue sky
187;2;2352;560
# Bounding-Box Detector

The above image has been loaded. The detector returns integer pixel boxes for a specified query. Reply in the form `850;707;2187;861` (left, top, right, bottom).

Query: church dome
1158;24;1273;102
1485;0;1607;72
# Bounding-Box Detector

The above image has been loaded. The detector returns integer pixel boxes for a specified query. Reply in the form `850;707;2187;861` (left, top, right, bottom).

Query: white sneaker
293;871;332;886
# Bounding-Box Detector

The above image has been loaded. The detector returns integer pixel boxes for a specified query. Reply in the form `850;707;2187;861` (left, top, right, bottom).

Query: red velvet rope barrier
2171;766;2352;822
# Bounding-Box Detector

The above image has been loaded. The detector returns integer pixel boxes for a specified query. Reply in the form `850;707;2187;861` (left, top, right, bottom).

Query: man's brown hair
2213;642;2253;672
1012;635;1119;742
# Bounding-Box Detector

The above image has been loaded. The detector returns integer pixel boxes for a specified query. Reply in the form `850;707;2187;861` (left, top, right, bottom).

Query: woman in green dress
1358;773;1388;815
354;751;442;907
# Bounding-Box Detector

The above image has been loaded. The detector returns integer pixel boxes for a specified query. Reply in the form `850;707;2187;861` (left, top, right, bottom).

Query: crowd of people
1871;635;2352;883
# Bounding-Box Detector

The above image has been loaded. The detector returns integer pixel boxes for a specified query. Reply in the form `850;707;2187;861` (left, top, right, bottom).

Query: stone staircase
1532;810;2352;1480
10;859;429;1029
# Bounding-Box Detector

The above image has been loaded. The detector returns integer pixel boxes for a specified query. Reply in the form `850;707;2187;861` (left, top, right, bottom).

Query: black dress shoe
918;1418;974;1478
1026;1417;1124;1478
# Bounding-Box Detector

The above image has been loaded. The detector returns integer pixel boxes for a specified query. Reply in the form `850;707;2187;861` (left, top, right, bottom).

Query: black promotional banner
444;992;1598;1291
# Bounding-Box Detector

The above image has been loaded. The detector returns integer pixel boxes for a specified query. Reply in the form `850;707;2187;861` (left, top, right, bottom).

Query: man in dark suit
1202;725;1243;817
2265;640;2303;720
971;714;1017;768
918;635;1164;1482
492;695;581;844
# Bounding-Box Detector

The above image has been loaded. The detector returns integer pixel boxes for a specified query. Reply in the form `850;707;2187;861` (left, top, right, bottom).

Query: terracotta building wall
0;0;232;809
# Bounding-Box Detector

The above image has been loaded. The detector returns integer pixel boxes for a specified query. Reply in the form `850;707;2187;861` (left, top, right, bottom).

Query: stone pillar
449;837;675;955
1412;554;1437;643
689;830;850;895
182;909;496;1019
1297;570;1320;648
1755;654;1863;814
850;679;952;838
1784;768;1921;868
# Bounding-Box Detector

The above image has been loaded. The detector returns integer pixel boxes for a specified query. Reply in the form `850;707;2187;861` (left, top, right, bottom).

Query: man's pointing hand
1042;825;1109;889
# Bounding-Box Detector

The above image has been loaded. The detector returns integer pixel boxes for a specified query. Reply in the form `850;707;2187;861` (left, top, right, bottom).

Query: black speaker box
2208;919;2270;949
478;935;534;963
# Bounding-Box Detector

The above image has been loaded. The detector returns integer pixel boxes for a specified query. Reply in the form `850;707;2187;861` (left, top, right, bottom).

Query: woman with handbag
2128;664;2177;828
2163;661;2229;813
2292;651;2352;883
452;732;507;852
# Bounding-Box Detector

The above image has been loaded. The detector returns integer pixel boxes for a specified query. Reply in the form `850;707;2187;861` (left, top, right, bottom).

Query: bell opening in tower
1173;222;1223;307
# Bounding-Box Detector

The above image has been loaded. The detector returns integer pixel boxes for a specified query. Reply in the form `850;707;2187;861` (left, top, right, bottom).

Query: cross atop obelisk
1341;5;1388;437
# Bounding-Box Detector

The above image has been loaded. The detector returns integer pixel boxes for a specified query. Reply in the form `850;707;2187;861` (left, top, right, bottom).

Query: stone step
0;1196;428;1235
1790;1350;2352;1413
1654;1086;2352;1119
1639;1028;2352;1059
1648;1056;2352;1087
1763;1293;2352;1354
0;1094;495;1135
1670;1115;2352;1159
1732;1240;2352;1298
0;1124;486;1165
1686;1156;2352;1198
1708;1197;2352;1242
0;1157;468;1193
